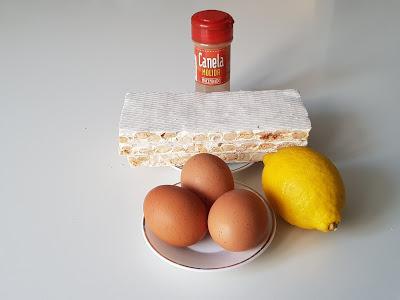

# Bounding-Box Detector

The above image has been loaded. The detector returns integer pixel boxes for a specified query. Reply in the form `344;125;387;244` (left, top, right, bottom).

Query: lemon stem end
328;222;338;232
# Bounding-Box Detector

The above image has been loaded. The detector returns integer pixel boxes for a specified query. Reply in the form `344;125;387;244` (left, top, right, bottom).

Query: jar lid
191;10;234;44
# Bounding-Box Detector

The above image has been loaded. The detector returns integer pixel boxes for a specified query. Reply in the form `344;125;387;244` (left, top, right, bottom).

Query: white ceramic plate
173;162;254;173
142;182;276;272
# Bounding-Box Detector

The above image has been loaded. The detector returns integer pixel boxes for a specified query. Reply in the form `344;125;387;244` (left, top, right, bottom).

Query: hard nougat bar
119;90;311;167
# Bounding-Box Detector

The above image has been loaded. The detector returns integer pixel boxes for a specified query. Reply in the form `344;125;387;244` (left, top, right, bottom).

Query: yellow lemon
262;146;345;232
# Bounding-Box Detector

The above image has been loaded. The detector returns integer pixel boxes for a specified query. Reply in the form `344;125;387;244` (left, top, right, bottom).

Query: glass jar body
193;41;231;93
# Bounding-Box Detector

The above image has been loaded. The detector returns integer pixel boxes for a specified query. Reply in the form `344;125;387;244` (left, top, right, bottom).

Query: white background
1;1;400;299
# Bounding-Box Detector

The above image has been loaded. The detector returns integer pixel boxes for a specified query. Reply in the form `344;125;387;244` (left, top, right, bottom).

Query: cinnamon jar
191;10;234;92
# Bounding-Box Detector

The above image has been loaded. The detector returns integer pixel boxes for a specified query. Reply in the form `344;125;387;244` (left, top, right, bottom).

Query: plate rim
142;181;277;272
172;161;255;173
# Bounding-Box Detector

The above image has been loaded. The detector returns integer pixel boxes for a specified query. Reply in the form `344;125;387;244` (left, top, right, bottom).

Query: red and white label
194;46;230;86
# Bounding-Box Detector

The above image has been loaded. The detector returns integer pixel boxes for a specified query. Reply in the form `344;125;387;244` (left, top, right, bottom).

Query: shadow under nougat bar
119;90;311;167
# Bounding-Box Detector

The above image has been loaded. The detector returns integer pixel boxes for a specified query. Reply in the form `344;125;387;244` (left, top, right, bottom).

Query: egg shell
144;185;207;247
208;189;269;252
181;153;234;207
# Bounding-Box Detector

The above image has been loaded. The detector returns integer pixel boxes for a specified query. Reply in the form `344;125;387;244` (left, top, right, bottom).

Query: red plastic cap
191;10;234;44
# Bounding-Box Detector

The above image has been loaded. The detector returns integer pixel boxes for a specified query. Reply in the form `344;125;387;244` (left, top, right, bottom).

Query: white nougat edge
119;90;311;133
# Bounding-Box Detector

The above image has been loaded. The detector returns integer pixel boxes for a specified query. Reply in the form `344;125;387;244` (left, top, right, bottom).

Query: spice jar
191;10;234;92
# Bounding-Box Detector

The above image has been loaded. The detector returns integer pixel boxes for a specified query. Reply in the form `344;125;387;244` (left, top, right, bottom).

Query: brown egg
181;153;234;207
208;189;269;252
143;185;207;247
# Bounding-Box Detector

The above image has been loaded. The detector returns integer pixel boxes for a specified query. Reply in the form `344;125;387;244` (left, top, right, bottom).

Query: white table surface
1;1;399;299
